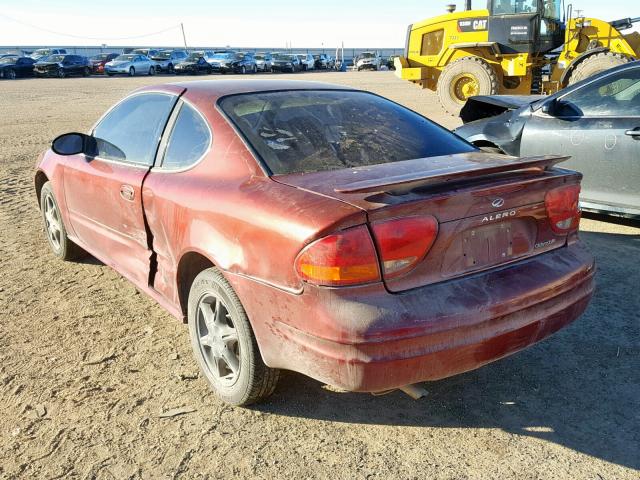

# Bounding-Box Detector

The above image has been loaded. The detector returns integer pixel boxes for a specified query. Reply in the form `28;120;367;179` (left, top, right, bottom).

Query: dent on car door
62;92;180;286
520;67;640;213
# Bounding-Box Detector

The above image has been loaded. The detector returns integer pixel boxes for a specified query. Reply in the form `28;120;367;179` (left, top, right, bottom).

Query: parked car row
0;48;340;79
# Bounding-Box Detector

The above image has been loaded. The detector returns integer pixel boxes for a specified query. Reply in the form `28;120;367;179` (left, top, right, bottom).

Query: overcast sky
0;0;635;48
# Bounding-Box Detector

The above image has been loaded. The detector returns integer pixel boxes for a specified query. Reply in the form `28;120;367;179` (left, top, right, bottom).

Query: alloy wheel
195;293;241;386
43;193;62;251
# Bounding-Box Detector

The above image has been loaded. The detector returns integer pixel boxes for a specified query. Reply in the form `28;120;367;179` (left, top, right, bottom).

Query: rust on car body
35;80;595;396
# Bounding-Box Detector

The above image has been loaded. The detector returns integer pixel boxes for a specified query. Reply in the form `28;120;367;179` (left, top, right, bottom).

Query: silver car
105;54;156;76
254;53;272;72
455;62;640;217
150;50;188;73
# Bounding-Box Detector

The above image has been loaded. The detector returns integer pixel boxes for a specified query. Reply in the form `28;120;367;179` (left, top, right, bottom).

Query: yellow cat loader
395;0;640;114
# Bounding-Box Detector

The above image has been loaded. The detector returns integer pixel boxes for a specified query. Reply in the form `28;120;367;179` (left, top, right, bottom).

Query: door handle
120;184;135;201
625;128;640;137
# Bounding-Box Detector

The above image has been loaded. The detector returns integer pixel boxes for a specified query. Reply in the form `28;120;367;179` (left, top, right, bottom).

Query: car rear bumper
228;241;595;392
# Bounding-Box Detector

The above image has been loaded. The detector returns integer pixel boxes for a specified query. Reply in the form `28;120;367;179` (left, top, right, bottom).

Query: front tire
188;268;280;406
129;67;135;76
40;182;84;261
437;56;498;116
7;68;16;80
148;66;155;76
57;69;66;78
83;66;90;77
241;65;246;74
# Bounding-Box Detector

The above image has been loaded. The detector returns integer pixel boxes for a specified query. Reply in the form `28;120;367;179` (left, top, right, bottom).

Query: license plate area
442;218;537;277
463;223;514;269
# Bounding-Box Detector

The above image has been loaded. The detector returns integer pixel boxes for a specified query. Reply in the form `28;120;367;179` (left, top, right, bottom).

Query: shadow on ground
256;230;640;470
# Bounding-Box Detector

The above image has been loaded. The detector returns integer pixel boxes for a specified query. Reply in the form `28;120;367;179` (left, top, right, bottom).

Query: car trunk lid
275;152;581;292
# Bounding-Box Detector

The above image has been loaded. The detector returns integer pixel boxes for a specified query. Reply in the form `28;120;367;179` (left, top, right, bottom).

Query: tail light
295;225;381;286
371;215;439;279
545;184;581;234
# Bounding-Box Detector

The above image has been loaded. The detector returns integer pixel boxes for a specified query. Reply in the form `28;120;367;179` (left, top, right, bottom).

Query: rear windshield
219;90;476;175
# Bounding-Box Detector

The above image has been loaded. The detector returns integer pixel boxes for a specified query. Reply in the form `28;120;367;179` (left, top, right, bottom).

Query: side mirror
51;132;91;156
541;99;556;115
52;132;125;161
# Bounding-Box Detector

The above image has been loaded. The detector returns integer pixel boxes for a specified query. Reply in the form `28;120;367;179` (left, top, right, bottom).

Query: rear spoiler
334;155;570;194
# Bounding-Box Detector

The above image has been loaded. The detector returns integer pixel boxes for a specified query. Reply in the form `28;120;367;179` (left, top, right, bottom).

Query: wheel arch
34;170;49;208
472;140;506;154
176;250;216;321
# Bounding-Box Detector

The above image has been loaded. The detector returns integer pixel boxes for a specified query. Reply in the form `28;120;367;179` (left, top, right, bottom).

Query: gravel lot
0;71;638;479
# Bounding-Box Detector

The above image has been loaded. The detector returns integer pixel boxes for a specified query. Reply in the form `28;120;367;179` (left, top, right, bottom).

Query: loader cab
488;0;565;54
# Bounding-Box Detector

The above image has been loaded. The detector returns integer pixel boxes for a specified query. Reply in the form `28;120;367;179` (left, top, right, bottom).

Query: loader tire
437;56;498;116
568;52;631;85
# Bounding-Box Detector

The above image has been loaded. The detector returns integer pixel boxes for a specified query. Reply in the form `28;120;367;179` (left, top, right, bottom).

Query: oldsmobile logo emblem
491;198;505;208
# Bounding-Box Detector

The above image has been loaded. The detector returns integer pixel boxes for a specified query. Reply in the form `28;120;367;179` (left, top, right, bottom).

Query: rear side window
219;90;476;175
162;102;211;169
94;93;177;165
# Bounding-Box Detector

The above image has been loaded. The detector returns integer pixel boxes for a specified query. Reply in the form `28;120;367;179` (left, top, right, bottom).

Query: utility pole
181;23;188;51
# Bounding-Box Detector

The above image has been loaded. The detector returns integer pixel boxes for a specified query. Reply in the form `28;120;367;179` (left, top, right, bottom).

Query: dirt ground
0;71;638;480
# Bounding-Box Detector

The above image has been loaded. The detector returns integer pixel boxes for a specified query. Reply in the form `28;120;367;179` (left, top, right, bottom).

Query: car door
520;66;640;214
17;58;30;76
140;56;149;74
62;92;181;286
67;56;79;75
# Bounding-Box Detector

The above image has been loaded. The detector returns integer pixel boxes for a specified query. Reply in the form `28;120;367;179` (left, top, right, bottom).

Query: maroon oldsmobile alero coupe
35;80;595;406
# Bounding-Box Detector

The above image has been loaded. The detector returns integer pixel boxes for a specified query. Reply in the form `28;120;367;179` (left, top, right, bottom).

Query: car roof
135;79;355;100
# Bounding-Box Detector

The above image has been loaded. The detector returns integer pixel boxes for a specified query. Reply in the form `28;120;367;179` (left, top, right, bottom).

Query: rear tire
568;52;631;85
40;182;84;261
437;56;499;116
188;267;280;406
148;66;155;76
241;66;246;74
82;67;90;77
